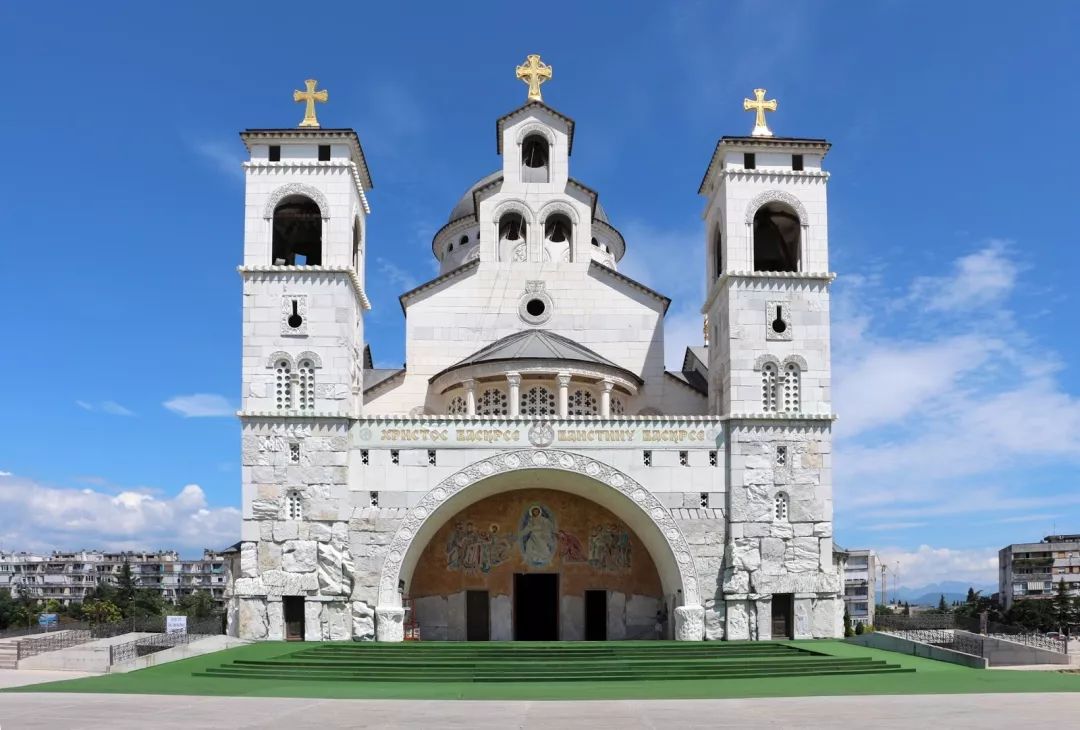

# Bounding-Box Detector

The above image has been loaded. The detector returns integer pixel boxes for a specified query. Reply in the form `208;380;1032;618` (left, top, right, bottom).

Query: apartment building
999;534;1080;610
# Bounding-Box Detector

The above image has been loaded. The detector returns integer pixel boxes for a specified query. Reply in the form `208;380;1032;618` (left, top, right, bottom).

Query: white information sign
166;615;188;635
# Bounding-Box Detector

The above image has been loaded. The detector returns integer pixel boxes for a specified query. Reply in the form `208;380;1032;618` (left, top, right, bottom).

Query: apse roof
432;329;641;384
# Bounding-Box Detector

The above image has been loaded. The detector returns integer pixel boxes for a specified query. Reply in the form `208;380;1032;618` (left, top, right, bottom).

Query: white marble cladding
241;272;362;418
713;277;831;416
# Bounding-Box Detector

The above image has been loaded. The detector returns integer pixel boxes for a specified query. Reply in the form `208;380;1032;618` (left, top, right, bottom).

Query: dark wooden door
466;590;490;641
283;596;305;641
584;590;607;641
771;593;794;639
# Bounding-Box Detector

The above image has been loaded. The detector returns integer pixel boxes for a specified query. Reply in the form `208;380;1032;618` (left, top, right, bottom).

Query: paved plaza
1;693;1079;729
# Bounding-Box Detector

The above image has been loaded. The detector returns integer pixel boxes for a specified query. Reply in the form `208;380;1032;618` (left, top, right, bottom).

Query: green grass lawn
6;640;1080;701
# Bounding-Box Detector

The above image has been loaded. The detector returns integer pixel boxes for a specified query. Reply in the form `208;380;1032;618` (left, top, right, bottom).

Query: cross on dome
743;88;778;137
515;54;552;102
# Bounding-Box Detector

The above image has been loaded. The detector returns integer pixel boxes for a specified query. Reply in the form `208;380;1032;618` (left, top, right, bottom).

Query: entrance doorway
514;573;558;641
466;590;490;641
584;590;607;641
771;593;794;639
283;596;305;641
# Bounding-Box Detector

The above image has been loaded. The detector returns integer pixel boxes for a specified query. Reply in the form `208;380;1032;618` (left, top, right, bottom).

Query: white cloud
376;257;419;293
0;472;239;553
163;393;235;418
832;241;1080;530
910;240;1017;312
875;545;1000;587
190;139;244;182
75;400;135;416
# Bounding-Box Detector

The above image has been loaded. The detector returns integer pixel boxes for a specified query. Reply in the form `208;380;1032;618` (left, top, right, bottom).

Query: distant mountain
881;581;997;606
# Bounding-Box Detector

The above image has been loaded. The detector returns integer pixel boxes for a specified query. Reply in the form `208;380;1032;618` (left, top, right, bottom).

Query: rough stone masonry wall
722;422;841;640
232;419;404;641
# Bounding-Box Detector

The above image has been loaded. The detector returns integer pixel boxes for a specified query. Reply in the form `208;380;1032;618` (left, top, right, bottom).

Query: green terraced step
193;642;914;684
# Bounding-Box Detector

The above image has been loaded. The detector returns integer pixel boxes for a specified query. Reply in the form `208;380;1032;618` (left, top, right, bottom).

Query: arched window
774;492;789;522
569;389;597;416
297;358;316;411
275;358;293;410
520;386;556;416
521;134;550;183
477;388;508;416
712;226;723;279
782;362;801;413
761;362;778;412
272;195;322;266
591;237;599;247
459;234;469;246
447;395;466;415
753;202;800;272
352;217;363;273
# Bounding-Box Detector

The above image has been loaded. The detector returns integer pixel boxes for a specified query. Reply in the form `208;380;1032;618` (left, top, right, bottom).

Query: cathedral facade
227;62;841;643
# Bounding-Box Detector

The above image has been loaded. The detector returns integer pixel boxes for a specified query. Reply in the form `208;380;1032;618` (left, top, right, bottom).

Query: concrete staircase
0;642;20;669
195;641;914;683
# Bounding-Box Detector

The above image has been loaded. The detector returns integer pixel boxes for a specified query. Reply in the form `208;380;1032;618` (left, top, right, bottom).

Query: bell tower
698;90;841;641
232;80;374;641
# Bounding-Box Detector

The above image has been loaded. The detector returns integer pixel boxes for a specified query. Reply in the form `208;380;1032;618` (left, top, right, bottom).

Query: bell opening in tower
521;134;550;183
752;202;800;272
272;195;322;266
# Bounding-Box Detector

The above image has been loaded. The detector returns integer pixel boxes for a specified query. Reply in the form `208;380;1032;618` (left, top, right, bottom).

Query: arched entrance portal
375;449;704;642
410;488;663;640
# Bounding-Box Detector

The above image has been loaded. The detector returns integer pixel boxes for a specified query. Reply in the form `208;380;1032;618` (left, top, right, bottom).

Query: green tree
1053;580;1075;629
1005;598;1057;631
854;622;865;635
937;594;948;613
843;607;853;637
130;588;166;618
82;599;123;624
115;562;137;616
903;601;911;617
0;588;18;630
176;590;216;620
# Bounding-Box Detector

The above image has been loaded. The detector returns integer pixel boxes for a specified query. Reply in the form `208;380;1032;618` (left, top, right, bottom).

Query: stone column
506;372;521;416
600;379;614;417
376;606;406;642
674;604;705;641
463;379;476;416
556;372;571;417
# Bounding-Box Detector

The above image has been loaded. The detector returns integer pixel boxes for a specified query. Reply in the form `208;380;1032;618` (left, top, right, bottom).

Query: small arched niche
521;134;550;183
753;202;800;272
711;225;723;279
272;195;322;266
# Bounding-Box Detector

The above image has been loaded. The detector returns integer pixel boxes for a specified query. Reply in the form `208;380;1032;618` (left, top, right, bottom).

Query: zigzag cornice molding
244;160;371;215
237;265;371;310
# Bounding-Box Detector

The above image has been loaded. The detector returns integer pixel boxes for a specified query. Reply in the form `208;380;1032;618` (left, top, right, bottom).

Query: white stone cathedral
227;61;842;643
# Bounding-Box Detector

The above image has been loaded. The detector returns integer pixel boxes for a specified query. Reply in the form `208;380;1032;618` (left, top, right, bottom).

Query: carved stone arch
516;122;556;147
295;351;323;368
376;449;702;610
267;351;295;369
537;199;581;226
263;183;330;220
743;190;808;226
753;354;782;371
491;199;534;226
782;354;808;370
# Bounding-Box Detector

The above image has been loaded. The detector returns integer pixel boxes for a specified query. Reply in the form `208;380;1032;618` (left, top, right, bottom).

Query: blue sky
2;1;1078;587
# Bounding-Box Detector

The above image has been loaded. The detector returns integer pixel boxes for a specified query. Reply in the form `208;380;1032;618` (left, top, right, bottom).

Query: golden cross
293;79;328;128
516;54;553;103
743;88;778;137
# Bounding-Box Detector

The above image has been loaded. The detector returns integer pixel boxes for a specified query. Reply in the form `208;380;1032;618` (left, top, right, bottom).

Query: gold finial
743;88;778;137
516;54;552;102
293;79;329;128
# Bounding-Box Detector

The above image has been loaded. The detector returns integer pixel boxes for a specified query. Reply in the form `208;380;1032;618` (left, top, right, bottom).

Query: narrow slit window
288;442;301;464
369;491;379;508
360;449;369;465
643;450;652;467
700;492;709;508
427;449;437;466
679;451;689;466
390;450;400;465
709;450;718;467
318;145;331;161
744;152;756;170
269;145;281;162
792;154;804;171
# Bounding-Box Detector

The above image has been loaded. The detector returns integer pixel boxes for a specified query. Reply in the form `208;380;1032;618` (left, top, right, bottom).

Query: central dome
447;171;610;225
